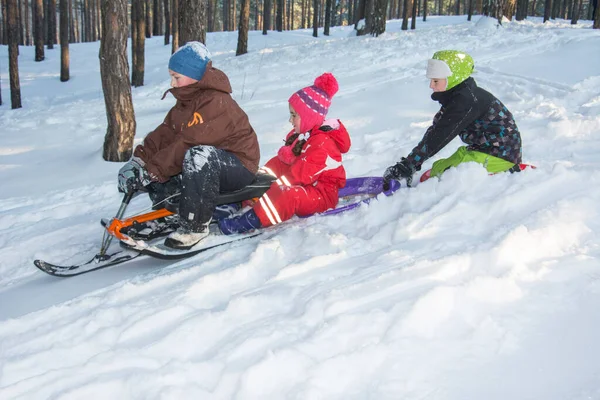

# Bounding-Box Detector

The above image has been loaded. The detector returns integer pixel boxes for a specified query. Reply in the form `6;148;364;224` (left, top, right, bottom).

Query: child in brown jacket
117;42;260;249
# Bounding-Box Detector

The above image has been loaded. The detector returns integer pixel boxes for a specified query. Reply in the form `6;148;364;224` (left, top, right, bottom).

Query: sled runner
34;175;401;277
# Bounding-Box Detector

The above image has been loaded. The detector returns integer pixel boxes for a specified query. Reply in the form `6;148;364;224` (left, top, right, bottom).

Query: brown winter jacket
133;64;260;183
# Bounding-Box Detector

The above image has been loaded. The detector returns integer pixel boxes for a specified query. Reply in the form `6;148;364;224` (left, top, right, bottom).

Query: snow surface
1;15;600;399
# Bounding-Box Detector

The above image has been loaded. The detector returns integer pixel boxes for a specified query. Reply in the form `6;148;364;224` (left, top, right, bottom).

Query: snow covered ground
1;15;600;399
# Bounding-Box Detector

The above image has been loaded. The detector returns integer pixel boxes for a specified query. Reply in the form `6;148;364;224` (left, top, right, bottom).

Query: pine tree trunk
423;0;428;20
263;0;271;33
171;0;178;51
324;0;330;34
34;0;44;60
145;0;152;37
312;0;318;36
411;0;417;27
594;0;599;28
7;0;22;108
164;0;170;44
132;0;145;87
153;0;160;35
401;0;409;29
236;0;249;55
467;0;473;19
570;0;579;22
60;0;69;81
179;0;206;45
100;0;136;162
543;0;551;21
277;0;283;29
46;0;56;47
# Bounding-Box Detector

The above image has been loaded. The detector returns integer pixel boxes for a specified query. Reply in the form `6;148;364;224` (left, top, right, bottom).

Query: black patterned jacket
404;77;522;171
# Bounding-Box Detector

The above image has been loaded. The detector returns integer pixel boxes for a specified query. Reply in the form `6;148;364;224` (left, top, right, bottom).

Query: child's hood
313;119;351;154
164;64;232;101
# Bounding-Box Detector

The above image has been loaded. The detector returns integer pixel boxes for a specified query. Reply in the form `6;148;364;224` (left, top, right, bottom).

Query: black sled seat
215;172;276;206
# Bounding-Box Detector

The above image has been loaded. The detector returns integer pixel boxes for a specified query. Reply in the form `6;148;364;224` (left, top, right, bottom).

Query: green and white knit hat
426;50;475;90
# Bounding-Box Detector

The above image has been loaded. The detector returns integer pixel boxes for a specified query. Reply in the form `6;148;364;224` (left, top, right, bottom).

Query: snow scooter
33;175;401;277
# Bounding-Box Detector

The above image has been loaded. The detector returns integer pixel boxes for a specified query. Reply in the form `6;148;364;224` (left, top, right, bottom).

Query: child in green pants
383;50;522;187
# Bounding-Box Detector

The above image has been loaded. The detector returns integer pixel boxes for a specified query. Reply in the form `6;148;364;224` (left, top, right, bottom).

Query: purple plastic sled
308;176;402;217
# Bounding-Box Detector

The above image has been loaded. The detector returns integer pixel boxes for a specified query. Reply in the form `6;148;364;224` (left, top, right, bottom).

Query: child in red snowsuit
219;73;351;234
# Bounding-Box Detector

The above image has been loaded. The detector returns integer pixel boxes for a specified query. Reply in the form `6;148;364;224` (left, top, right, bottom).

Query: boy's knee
183;145;217;172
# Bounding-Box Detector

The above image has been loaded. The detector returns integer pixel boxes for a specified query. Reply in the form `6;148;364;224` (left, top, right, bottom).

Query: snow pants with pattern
148;146;255;232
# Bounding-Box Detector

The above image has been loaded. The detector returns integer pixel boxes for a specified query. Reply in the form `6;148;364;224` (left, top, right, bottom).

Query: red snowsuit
253;120;351;227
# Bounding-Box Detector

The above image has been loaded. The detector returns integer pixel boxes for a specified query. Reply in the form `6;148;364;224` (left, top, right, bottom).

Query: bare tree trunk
354;0;365;33
594;0;599;28
467;0;474;18
47;0;56;47
34;0;44;60
132;0;145;86
455;0;460;13
503;0;516;19
171;0;178;51
543;0;551;20
163;0;170;43
153;0;159;34
145;0;152;37
423;0;428;19
324;0;330;33
179;0;206;44
411;0;416;27
223;0;229;29
60;0;69;81
236;0;249;55
7;0;22;108
100;0;136;162
401;0;409;29
263;0;271;33
570;0;579;21
276;0;283;29
312;0;318;36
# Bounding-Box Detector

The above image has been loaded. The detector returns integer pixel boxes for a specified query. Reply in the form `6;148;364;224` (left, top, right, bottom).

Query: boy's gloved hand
383;158;414;189
118;157;148;193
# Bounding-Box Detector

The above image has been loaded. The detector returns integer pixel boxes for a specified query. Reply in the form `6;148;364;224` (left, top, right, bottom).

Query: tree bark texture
543;0;552;21
324;0;331;34
164;0;170;44
179;0;206;45
60;0;69;81
312;0;318;36
171;0;179;52
47;0;57;47
34;0;45;60
277;0;283;30
236;0;249;55
100;0;136;162
132;0;146;87
263;0;271;33
401;0;410;29
7;0;22;108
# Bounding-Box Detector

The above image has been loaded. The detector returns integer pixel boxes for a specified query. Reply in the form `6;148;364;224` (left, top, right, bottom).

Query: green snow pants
430;146;516;178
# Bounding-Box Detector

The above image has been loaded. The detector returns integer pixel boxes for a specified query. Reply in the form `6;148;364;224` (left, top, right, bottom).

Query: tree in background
100;0;136;162
401;0;410;29
7;0;21;108
171;0;179;52
60;0;69;81
132;0;146;87
263;0;271;34
313;0;318;37
324;0;332;34
47;0;57;49
594;0;599;28
236;0;250;55
163;0;170;45
544;0;552;21
34;0;44;61
179;0;207;45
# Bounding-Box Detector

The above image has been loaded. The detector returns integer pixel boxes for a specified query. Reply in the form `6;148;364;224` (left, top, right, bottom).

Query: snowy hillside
1;15;600;399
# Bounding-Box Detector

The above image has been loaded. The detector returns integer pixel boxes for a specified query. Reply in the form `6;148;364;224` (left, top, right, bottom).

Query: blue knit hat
168;42;212;81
